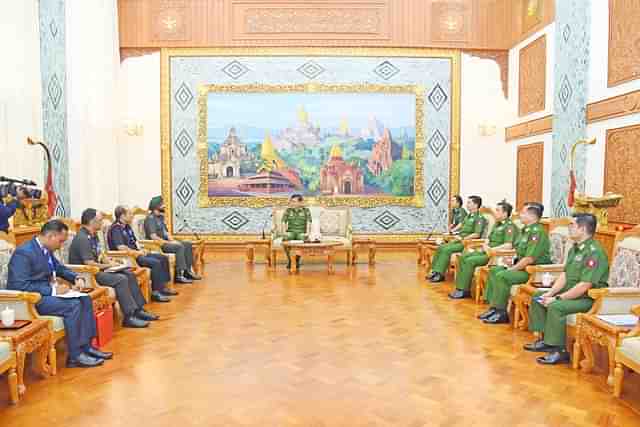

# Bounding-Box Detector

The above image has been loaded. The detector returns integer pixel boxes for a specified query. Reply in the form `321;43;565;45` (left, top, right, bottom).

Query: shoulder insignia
591;245;596;252
585;257;598;269
506;228;513;234
530;234;539;242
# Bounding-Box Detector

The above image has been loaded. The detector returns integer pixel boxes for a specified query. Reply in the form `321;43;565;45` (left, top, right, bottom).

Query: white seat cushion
0;341;10;361
619;336;640;363
39;315;65;332
566;314;577;326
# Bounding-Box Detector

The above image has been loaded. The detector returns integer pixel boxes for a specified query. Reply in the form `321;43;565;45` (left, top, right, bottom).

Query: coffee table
352;237;376;265
281;242;343;274
0;318;52;396
245;239;272;266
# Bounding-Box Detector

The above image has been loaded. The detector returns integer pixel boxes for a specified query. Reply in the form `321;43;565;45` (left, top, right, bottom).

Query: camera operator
0;187;28;233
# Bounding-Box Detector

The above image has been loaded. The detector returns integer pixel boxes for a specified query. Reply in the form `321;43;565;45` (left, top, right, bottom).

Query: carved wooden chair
0;340;18;404
614;305;640;398
131;208;176;284
571;227;640;385
97;214;151;302
448;207;496;280
511;217;573;330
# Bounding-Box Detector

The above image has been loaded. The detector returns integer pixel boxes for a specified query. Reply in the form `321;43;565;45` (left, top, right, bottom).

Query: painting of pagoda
206;92;416;198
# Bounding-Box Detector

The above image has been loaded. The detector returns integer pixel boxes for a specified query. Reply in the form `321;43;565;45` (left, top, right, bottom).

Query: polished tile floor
1;252;638;426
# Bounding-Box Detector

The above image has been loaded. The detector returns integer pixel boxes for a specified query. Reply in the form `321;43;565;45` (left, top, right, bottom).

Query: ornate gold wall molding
505;115;552;142
430;1;471;43
586;89;640;123
608;0;640;87
516;142;544;210
605;124;640;224
518;35;546;117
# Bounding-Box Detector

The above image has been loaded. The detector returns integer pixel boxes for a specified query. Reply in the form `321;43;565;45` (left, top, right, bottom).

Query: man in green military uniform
448;200;518;299
449;195;467;232
281;194;312;270
480;202;551;324
525;213;609;365
428;195;486;283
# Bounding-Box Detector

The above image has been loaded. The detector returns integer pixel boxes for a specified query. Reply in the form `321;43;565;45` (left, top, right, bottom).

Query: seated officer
282;194;312;270
449;195;467;232
525;213;609;365
70;208;157;328
144;196;200;283
108;205;177;303
449;200;518;299
7;220;112;368
427;195;486;283
480;202;551;324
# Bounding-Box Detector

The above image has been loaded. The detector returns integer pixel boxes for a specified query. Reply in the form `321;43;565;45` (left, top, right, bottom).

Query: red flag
45;166;57;216
568;170;576;208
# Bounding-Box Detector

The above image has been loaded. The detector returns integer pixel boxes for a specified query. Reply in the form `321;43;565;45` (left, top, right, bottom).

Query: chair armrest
139;240;164;252
0;290;42;319
105;250;141;268
64;264;100;275
463;239;487;250
588;288;640;299
633;305;640;317
525;264;565;274
486;248;516;258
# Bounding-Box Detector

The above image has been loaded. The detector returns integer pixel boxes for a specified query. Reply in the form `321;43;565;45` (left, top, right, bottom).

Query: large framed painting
161;48;460;240
197;83;424;208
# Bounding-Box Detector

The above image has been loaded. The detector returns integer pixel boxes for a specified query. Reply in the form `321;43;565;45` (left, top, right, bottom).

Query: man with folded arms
108;205;177;303
7;220;112;367
70;208;157;328
524;213;609;365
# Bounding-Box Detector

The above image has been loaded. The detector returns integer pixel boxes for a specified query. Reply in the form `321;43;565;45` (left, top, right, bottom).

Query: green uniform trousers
455;252;489;291
283;231;308;263
431;241;464;274
485;266;530;309
528;290;594;347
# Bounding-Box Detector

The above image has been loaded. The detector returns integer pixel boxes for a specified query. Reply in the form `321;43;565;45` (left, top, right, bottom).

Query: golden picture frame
197;82;425;209
160;47;461;238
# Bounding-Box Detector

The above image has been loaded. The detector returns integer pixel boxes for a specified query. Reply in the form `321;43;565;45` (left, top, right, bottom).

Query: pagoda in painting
320;144;364;195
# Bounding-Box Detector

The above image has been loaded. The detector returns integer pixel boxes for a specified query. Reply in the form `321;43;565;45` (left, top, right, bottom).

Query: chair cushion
609;247;640;289
619;337;640;363
0;341;10;362
0;240;15;290
39;315;65;332
320;210;349;237
566;314;577;326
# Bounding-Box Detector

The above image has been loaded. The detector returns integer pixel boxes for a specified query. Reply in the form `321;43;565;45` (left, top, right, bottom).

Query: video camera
0;176;42;200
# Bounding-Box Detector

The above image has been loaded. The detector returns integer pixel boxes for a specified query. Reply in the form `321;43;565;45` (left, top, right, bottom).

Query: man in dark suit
7;220;112;368
0;188;27;233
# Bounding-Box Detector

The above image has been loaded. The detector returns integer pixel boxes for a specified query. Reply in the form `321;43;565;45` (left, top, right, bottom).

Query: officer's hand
540;296;555;307
56;283;70;295
16;188;28;200
74;277;87;290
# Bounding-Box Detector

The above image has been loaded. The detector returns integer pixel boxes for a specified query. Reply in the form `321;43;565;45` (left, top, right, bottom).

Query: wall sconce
163;16;178;32
123;120;144;137
478;121;497;137
444;15;458;32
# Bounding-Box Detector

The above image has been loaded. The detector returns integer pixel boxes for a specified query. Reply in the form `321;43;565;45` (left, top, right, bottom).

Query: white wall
459;53;514;207
117;52;162;208
65;0;121;216
0;0;44;186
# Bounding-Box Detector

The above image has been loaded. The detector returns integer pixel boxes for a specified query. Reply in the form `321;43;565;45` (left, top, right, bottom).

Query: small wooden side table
282;242;342;274
245;239;272;266
351;238;376;265
0;319;53;396
576;314;634;386
417;239;443;269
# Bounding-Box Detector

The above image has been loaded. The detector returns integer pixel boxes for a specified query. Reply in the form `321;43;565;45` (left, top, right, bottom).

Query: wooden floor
1;251;639;426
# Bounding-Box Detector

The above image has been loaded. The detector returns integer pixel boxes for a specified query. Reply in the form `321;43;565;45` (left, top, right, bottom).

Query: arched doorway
343;181;352;194
226;166;234;177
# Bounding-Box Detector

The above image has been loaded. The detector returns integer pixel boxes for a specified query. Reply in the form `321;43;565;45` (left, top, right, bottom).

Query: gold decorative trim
161;47;461;238
197;82;424;208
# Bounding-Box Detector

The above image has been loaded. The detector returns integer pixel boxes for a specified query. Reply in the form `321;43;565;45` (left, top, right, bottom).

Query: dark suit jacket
7;238;77;297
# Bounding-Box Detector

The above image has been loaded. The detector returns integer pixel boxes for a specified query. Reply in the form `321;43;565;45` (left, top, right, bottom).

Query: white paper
55;290;89;299
597;314;638;327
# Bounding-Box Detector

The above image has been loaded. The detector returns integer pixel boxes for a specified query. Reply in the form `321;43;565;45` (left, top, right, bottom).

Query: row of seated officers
5;196;201;368
426;196;609;366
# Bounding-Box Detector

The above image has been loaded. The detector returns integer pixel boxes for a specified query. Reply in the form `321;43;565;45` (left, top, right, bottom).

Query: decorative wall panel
518;35;546;116
430;1;471;43
161;48;460;238
605;124;640;224
587;89;640;123
608;0;640;87
38;0;70;216
550;0;590;217
505;115;552;141
516;142;544;210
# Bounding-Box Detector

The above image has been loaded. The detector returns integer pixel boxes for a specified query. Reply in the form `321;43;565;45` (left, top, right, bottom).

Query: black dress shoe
186;270;202;280
483;311;510;324
151;291;171;303
86;347;113;360
136;309;159;321
536;350;570;365
296;256;302;270
175;274;193;284
66;353;104;368
448;289;470;299
286;261;292;270
478;308;497;320
429;273;445;283
523;340;557;353
161;288;179;296
426;272;437;281
123;316;149;328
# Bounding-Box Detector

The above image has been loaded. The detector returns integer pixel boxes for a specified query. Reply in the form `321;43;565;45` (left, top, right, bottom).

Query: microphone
261;213;273;240
0;176;37;186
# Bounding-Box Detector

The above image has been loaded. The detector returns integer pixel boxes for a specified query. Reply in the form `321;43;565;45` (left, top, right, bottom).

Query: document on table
56;290;89;299
597;314;638;327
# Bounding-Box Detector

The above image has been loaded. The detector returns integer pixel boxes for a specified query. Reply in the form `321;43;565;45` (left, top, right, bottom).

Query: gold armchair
614;305;640;398
473;247;517;304
0;339;18;404
131;208;177;283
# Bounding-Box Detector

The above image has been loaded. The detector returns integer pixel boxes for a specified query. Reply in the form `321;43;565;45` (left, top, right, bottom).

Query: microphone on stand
261;213;273;240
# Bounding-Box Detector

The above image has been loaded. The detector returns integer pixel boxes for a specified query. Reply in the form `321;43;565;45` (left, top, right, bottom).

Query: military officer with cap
480;202;551;324
525;213;609;365
428;195;487;283
282;194;312;271
448;200;518;299
144;196;201;283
